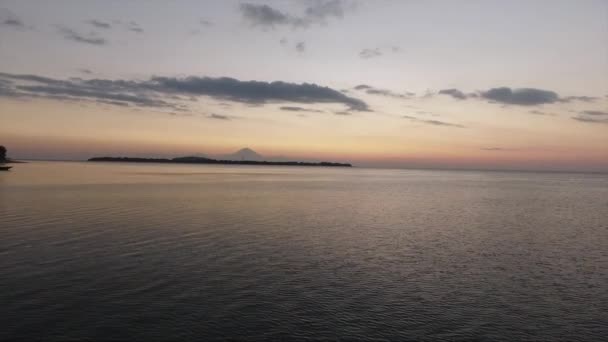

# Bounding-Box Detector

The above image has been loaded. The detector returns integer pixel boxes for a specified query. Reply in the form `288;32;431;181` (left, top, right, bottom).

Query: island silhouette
88;148;352;167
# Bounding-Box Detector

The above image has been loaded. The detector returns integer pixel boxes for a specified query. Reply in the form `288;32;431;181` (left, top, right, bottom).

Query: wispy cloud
239;0;353;29
359;46;401;59
438;88;467;100
86;19;111;29
359;48;382;59
354;84;414;99
280;106;323;113
207;113;231;120
572;116;608;124
58;26;107;45
573;110;608;124
296;41;306;53
126;21;143;33
200;19;214;27
0;72;370;113
560;96;597;103
402;115;465;128
529;110;555;116
0;10;29;30
581;110;608;116
2;17;25;28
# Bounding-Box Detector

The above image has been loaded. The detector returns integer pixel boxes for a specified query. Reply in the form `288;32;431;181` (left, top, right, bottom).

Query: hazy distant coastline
88;156;352;167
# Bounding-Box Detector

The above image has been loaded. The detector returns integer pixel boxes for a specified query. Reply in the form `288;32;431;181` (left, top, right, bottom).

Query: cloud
0;72;369;112
239;1;352;29
359;46;401;59
239;3;290;28
148;76;369;110
2;17;25;28
58;27;107;45
111;19;144;33
200;19;214;27
78;68;93;75
481;147;508;151
581;110;608;116
572;110;608;124
480;87;559;106
359;48;382;59
560;96;598;103
86;19;111;29
126;21;143;33
438;88;467;100
1;10;28;29
296;41;306;53
426;86;596;107
402;115;465;128
0;72;185;111
16;84;176;108
572;116;608;124
304;0;348;20
97;100;130;107
334;111;352;115
207;113;231;120
354;84;414;99
529;110;555;116
280;106;323;113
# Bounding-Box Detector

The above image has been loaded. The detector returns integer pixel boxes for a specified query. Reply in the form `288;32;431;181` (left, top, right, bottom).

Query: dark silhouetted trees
0;146;6;162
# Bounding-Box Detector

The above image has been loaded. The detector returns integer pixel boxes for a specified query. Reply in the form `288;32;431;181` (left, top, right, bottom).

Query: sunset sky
1;0;607;171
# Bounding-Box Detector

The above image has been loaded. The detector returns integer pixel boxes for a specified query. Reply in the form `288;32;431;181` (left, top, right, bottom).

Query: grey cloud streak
127;21;143;33
359;46;400;59
207;113;231;120
239;0;351;29
0;72;369;113
280;106;323;113
573;110;608;124
2;17;25;28
86;19;111;29
438;88;467;100
481;87;559;106
296;41;306;53
58;27;107;45
581;110;608;116
359;48;381;59
354;84;414;99
402;115;465;128
430;86;596;107
147;76;369;111
1;10;28;29
529;110;555;116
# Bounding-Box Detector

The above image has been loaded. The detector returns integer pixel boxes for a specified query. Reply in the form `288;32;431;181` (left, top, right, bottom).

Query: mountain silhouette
219;147;264;161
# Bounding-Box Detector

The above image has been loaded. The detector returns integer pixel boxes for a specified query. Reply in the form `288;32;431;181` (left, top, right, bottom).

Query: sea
1;161;607;340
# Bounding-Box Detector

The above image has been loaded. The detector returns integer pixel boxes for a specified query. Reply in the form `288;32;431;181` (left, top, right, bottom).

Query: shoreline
88;156;353;167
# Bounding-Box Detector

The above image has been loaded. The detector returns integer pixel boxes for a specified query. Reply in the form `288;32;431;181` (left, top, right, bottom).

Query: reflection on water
1;161;607;340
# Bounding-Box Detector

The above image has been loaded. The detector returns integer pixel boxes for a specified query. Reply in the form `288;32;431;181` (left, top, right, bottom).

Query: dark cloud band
0;72;369;112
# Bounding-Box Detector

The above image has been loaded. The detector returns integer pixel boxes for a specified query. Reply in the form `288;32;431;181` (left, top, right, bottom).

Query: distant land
88;156;351;167
88;149;352;167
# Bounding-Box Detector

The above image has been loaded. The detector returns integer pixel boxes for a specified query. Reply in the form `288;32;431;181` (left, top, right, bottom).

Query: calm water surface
1;161;607;340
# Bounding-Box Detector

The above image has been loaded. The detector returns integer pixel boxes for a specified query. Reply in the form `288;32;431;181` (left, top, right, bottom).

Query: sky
0;0;607;171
